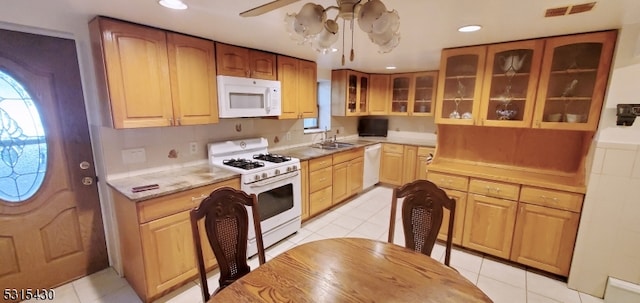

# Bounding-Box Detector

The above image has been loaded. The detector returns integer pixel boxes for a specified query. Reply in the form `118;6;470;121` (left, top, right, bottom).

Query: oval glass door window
0;70;47;202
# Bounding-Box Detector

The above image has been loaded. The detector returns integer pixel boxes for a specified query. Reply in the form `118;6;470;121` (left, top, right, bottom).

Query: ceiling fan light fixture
158;0;187;10
283;0;400;58
458;25;482;32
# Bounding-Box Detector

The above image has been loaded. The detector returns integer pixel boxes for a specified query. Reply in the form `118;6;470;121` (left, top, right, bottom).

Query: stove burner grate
253;153;291;163
222;158;265;170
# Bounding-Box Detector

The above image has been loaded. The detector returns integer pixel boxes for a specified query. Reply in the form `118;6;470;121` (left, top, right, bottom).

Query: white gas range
208;138;301;256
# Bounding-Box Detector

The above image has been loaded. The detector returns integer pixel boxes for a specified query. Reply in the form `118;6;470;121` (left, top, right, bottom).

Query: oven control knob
262;173;268;179
292;165;298;171
254;175;260;181
275;169;280;175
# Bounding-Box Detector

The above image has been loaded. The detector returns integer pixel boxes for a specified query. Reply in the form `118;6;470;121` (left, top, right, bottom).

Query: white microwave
217;75;282;118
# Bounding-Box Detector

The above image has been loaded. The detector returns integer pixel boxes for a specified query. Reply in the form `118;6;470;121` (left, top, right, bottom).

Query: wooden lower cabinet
333;161;349;203
309;156;333;216
348;157;364;195
113;178;240;302
380;144;404;185
402;146;418;184
300;160;310;221
416;147;435;180
333;148;364;204
510;203;579;276
462;194;517;259
437;189;467;245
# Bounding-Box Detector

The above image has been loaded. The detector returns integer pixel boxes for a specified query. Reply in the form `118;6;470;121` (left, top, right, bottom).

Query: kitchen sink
312;141;354;150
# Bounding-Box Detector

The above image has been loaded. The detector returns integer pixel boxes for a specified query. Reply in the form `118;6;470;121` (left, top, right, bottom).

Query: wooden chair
388;180;456;266
190;187;266;302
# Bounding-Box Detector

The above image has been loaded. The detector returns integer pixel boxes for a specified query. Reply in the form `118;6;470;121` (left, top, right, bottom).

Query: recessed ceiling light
458;25;482;33
385;66;397;70
159;0;187;10
330;48;339;53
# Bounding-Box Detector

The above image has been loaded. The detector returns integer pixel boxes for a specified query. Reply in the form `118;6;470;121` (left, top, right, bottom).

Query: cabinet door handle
192;194;207;202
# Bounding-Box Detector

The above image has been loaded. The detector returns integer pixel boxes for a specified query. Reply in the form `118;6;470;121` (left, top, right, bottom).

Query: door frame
0;21;121;275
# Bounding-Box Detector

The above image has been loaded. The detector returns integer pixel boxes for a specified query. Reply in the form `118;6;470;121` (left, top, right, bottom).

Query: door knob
79;161;91;170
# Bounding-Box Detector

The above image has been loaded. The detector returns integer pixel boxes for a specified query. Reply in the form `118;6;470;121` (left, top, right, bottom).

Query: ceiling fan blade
240;0;300;17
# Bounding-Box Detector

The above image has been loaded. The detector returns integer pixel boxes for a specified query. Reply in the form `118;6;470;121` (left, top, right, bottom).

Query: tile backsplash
100;115;437;177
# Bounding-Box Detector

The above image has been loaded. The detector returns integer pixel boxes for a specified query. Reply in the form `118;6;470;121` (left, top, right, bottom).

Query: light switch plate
122;148;146;164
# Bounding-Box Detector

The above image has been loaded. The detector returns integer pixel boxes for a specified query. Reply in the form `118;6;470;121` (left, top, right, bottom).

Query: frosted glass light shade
312;20;339;53
357;0;387;33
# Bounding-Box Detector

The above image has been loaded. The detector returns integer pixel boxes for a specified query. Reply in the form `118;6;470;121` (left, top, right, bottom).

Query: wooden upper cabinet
532;31;616;131
89;17;218;128
479;40;544;128
331;70;369;116
277;55;317;119
167;33;219;126
368;74;390;115
298;59;318;118
90;17;173;128
435;46;487;125
390;72;437;116
215;42;276;80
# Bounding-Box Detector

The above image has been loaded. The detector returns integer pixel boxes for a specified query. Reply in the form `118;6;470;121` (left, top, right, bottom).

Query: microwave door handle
265;89;271;113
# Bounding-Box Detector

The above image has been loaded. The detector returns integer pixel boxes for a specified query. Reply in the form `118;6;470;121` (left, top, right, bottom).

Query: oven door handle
249;171;299;188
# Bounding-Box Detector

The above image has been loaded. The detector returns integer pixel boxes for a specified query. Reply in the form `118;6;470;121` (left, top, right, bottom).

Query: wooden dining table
209;237;493;302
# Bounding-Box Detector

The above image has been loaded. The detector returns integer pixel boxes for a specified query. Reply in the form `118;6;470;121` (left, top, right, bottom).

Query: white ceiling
6;0;640;75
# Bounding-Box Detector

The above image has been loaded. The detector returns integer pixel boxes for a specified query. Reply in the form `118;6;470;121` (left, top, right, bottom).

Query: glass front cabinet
435;46;486;125
331;70;369;116
436;31;616;130
479;40;544;128
532;31;616;131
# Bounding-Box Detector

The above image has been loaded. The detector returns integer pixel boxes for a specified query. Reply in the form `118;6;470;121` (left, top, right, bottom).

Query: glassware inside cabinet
348;74;357;112
391;76;410;113
441;54;479;120
541;42;602;123
486;49;534;121
359;76;368;114
413;74;434;114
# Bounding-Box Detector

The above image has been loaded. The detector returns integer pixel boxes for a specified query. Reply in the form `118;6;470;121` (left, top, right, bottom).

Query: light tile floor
35;186;604;303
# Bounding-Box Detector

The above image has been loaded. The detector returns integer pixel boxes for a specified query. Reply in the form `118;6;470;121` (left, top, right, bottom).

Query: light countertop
107;164;239;202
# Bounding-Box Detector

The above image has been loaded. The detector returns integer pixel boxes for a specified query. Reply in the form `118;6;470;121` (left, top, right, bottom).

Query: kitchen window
304;81;331;133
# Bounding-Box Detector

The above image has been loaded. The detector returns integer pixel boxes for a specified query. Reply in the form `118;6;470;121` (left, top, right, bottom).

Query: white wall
568;22;640;297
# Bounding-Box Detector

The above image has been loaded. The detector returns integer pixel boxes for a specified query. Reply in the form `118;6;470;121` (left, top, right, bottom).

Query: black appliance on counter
358;118;388;137
616;104;640;126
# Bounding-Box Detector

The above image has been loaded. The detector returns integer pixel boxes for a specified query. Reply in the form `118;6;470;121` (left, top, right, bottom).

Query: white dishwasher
363;143;381;189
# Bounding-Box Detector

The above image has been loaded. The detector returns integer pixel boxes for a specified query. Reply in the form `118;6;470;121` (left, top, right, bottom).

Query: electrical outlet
122;148;146;164
189;142;198;155
286;132;291;141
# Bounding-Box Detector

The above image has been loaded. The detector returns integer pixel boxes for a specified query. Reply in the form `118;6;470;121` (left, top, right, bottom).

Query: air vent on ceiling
545;2;596;17
545;6;569;17
569;2;596;14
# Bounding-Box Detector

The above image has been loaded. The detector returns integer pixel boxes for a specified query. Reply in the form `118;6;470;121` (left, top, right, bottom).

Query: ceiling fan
240;0;300;17
240;0;400;64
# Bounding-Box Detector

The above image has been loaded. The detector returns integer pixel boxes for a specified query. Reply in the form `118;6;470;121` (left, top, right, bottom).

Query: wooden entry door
0;29;108;295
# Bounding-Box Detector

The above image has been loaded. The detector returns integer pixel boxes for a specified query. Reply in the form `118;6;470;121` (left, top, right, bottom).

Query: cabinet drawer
309;166;332;193
426;171;469;191
309;155;333;171
417;146;435;157
469;179;520;200
333;147;363;164
310;186;332;214
137;178;240;223
520;186;583;213
383;143;404;154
